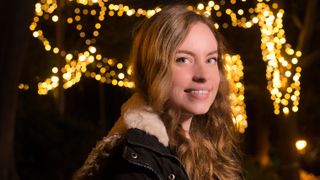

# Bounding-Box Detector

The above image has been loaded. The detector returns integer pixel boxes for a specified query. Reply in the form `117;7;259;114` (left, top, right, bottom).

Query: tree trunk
54;0;66;117
0;0;35;179
274;1;318;179
256;124;270;166
275;114;300;180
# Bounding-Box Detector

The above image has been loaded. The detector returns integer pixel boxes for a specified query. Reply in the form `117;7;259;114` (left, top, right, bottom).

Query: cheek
210;70;221;94
213;68;221;83
172;69;185;87
169;74;189;101
171;69;190;88
214;73;221;86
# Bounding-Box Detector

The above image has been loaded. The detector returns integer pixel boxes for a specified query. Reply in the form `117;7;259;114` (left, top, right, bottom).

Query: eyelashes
207;57;217;64
175;57;218;64
175;57;189;63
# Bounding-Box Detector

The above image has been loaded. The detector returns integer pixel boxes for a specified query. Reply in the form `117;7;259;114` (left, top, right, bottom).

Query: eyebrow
176;50;218;56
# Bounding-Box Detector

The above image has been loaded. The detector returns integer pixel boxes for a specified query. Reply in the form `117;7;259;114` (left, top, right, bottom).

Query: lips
184;89;211;99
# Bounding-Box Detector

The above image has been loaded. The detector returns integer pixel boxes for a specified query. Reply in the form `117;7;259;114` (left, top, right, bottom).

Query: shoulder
97;129;161;179
102;128;188;180
103;129;189;180
72;133;125;179
73;129;189;180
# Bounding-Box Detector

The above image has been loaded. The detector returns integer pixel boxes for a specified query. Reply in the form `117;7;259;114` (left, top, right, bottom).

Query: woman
73;5;243;180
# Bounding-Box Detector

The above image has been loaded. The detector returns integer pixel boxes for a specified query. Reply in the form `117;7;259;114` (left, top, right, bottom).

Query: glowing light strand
224;54;248;133
27;0;303;133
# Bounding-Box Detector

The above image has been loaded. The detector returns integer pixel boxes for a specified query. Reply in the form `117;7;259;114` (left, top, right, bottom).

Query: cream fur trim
107;93;169;147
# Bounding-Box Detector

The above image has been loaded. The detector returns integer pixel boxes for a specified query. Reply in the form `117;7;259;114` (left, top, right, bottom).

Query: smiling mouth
185;89;209;94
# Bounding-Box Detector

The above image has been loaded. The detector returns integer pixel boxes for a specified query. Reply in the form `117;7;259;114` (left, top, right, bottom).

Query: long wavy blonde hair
130;5;243;180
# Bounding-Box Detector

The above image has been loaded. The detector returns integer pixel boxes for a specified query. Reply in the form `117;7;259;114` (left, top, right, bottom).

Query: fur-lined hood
72;93;169;179
107;93;169;146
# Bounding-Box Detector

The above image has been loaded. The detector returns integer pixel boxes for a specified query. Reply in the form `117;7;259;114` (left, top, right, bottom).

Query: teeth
190;90;208;94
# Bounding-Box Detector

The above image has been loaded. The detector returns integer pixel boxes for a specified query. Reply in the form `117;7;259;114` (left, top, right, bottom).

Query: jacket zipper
127;159;164;180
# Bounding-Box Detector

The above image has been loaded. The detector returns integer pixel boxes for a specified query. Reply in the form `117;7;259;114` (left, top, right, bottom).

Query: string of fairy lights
22;0;303;133
224;54;247;133
193;0;302;116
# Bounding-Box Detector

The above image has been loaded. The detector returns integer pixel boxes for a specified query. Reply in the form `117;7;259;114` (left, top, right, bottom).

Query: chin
193;111;209;115
188;107;211;115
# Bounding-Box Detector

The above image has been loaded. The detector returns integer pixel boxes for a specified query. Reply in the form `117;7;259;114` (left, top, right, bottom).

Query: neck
180;113;193;139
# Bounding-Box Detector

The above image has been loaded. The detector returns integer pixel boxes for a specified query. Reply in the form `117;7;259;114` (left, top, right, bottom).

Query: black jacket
73;94;240;180
73;94;189;180
98;128;189;180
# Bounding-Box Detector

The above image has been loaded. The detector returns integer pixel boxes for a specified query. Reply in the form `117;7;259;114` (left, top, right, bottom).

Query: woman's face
169;22;220;117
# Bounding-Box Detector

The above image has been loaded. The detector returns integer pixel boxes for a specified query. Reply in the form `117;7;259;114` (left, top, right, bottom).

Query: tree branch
296;0;318;53
292;15;303;30
300;49;320;69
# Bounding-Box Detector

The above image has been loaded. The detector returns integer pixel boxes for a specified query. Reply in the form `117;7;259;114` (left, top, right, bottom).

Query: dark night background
1;0;320;180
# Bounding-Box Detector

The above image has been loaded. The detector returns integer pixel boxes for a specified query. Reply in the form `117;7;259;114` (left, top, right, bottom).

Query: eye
175;57;190;64
207;57;218;64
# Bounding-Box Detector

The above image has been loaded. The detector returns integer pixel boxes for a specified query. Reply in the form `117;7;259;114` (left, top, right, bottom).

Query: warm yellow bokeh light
295;139;307;152
52;15;59;22
30;0;301;122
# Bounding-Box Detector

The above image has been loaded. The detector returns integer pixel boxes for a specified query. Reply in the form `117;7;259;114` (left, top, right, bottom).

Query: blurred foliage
244;157;282;180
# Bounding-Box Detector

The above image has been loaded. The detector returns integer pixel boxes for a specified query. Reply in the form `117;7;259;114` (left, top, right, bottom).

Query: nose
192;63;207;83
192;75;206;83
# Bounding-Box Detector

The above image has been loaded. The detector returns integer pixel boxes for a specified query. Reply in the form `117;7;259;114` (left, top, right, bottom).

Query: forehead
178;22;218;52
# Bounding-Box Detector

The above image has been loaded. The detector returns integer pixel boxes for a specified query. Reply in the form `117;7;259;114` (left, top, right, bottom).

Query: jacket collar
107;93;169;147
